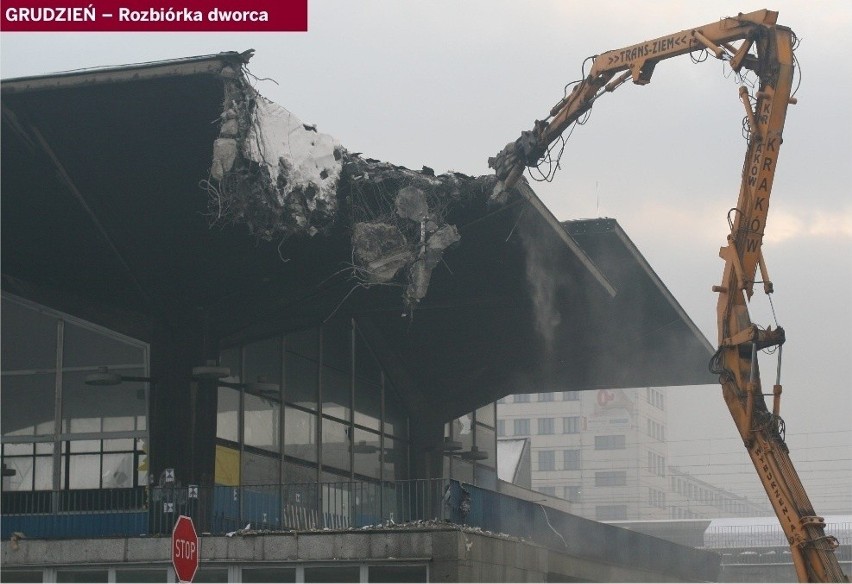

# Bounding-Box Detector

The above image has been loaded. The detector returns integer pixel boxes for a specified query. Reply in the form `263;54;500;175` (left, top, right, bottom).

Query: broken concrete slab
352;222;413;283
395;186;429;222
206;63;500;313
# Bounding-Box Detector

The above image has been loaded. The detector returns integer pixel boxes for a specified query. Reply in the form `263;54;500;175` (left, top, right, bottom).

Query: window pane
219;346;241;382
68;454;101;489
383;437;408;482
103;438;134;452
214;444;240;486
304;566;359;583
354;377;381;431
284;407;317;463
62;369;146;434
322;318;351;372
4;443;33;456
595;435;626;450
355;327;381;384
242;567;296;583
563;449;581;470
103;416;136;432
242;449;279;486
1;373;55;437
353;428;380;479
282;459;316;484
475;425;496;469
452;414;473;452
321;366;350;421
451;458;473;484
137;453;148;487
115;570;169;583
1;297;58;370
564;485;582;502
102;453;134;488
2;571;42;583
67;439;99;453
595;471;627;487
2;456;34;491
384;381;408;439
63;321;143;368
244;393;280;452
34;456;55;491
321;417;350;474
474;465;497;490
57;570;109;583
285;353;318;410
538;450;555;471
286;327;318;361
563;416;580;434
243;337;282;386
216;386;239;443
194;569;229;583
596;505;627;521
368;565;427;583
475;403;495;427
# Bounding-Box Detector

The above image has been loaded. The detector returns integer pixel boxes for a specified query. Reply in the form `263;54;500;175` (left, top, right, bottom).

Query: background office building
497;388;770;522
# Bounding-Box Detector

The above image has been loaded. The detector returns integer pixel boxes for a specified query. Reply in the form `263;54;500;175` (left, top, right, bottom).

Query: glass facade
1;294;149;492
443;404;498;488
214;319;410;489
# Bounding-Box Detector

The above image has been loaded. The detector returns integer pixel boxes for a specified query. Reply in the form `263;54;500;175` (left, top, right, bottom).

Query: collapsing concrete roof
206;73;504;315
1;51;714;422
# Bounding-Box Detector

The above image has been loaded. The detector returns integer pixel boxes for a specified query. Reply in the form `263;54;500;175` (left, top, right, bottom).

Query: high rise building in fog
497;388;770;521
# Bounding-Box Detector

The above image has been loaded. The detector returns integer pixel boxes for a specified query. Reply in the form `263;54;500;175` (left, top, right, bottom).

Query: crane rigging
489;9;848;582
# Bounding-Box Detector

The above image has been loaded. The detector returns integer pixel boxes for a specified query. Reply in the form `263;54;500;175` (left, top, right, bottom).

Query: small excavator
489;9;848;582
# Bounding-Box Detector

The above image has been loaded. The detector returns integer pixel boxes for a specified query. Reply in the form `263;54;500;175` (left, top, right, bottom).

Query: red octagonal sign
172;515;199;583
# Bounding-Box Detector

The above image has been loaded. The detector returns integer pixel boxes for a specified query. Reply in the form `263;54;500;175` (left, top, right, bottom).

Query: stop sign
171;515;199;583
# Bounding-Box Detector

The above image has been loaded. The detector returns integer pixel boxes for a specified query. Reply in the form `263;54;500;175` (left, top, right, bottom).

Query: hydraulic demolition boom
490;10;847;582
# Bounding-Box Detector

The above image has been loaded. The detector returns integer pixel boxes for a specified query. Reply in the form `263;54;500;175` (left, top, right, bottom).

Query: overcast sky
2;0;850;514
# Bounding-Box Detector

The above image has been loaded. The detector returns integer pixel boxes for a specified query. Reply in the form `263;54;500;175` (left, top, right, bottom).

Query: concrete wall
2;526;718;582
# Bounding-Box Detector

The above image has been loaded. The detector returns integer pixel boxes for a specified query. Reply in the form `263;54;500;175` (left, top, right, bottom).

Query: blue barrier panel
1;512;148;539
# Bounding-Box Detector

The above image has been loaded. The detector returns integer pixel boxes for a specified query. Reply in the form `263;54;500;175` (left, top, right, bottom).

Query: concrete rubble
207;70;497;312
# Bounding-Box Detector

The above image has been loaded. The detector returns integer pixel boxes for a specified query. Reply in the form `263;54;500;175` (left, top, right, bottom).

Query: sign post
171;515;199;583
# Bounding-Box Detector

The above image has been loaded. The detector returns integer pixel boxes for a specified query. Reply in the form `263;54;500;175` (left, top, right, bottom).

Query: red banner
1;0;307;31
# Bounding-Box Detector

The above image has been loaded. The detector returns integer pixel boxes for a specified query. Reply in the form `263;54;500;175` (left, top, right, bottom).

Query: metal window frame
1;293;150;492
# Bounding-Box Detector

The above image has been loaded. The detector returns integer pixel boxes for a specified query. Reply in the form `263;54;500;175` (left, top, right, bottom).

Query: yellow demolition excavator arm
489;9;848;582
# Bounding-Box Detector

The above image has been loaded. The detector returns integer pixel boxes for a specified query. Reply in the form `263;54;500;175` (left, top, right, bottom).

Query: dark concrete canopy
1;51;715;426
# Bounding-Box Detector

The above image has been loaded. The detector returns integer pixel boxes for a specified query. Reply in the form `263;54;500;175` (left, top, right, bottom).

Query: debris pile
216;517;519;543
206;68;498;312
343;160;479;312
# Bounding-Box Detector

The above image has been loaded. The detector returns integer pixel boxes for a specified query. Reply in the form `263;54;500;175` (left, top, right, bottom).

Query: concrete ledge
2;525;718;582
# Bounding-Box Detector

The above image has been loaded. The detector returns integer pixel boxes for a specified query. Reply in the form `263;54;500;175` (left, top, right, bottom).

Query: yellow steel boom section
490;9;848;583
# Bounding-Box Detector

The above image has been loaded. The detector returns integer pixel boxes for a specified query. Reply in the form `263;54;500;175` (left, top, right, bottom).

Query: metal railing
1;479;724;580
7;479;822;575
1;479;451;539
706;522;852;549
1;487;148;539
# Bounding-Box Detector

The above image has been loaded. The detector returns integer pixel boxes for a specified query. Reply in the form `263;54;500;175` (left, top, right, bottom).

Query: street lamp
191;361;280;397
441;437;462;453
85;366;155;386
190;360;231;381
459;446;488;461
